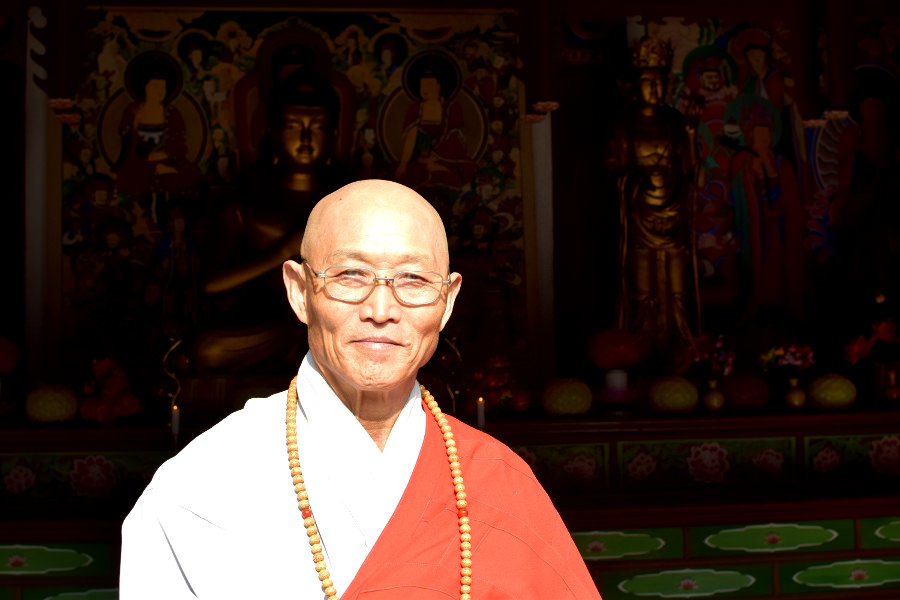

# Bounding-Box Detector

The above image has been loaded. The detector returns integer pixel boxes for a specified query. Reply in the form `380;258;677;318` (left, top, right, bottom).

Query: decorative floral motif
687;442;730;483
813;445;841;474
850;568;869;581
521;100;561;124
3;465;36;494
587;540;606;553
562;454;597;480
765;532;781;545
627;450;658;480
69;455;116;498
751;448;784;475
6;555;26;568
870;435;900;475
532;101;560;113
679;578;698;591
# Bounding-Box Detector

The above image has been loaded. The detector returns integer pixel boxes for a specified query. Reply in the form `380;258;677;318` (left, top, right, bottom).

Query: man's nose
364;280;399;322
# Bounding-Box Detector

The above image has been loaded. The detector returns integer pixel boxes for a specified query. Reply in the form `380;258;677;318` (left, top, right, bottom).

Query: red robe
342;412;602;599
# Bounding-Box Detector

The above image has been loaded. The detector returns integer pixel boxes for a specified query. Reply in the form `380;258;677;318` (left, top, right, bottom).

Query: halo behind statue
123;50;183;104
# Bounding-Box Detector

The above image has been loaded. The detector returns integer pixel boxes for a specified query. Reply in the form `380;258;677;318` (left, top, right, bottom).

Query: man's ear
283;260;309;325
439;272;462;332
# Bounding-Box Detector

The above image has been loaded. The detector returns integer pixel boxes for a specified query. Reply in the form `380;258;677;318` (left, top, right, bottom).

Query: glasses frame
303;261;451;306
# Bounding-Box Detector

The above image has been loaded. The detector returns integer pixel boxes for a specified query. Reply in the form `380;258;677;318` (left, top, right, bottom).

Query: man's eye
396;272;432;286
328;269;370;284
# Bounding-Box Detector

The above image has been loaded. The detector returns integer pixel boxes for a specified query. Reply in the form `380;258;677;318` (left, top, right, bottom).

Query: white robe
119;354;425;599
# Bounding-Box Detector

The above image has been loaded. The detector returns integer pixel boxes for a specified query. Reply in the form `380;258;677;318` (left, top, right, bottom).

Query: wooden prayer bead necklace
286;377;473;600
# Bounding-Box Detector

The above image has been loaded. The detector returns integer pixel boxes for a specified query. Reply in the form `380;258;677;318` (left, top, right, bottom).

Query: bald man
120;180;602;599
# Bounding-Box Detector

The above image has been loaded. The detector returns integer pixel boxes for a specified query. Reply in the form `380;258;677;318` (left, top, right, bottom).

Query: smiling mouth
356;337;402;347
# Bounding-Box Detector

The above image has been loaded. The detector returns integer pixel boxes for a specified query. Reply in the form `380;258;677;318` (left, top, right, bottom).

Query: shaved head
301;179;450;271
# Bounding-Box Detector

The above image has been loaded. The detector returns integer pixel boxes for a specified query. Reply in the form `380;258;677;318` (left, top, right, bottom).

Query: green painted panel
0;451;173;504
804;433;900;482
780;558;900;594
511;443;608;492
600;564;771;599
692;520;852;556
573;528;682;561
0;589;15;600
617;437;795;489
22;589;118;600
0;544;113;577
861;517;900;548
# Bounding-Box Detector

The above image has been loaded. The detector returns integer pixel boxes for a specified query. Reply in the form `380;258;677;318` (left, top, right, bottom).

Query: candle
171;404;180;437
476;396;485;430
606;369;629;403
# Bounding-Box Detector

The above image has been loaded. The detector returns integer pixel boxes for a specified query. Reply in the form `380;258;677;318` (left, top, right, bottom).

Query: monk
119;179;602;599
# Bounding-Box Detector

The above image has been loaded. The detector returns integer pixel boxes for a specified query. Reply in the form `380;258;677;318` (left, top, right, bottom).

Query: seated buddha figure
191;66;345;373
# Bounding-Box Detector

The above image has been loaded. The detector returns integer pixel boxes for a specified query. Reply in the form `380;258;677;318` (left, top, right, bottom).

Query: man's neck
330;383;415;452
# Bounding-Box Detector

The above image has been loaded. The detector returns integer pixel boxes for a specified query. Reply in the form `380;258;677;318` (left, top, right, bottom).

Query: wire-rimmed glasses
305;263;450;306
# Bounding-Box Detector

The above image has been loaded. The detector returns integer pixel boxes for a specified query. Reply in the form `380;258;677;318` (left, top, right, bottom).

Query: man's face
276;105;333;169
289;187;461;397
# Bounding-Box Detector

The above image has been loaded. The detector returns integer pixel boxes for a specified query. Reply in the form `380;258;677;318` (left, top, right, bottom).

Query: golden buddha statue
609;36;699;357
192;65;346;373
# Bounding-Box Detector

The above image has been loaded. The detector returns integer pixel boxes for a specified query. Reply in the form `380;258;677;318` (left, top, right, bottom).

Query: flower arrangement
845;319;900;364
676;334;735;379
758;344;815;373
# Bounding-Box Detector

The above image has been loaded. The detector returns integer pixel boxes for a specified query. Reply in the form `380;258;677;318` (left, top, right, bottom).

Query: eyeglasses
304;262;451;306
